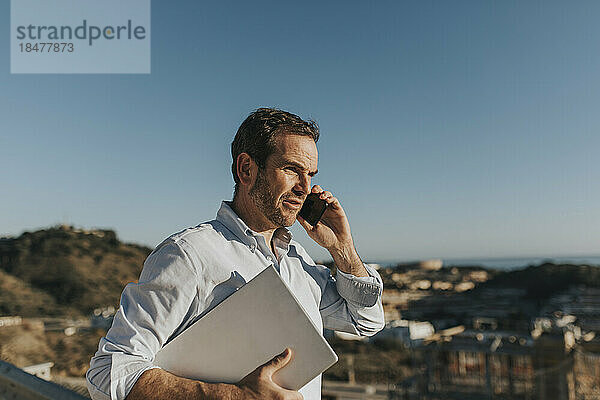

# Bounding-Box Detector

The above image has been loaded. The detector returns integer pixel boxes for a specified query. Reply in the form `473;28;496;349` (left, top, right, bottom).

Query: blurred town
1;225;599;399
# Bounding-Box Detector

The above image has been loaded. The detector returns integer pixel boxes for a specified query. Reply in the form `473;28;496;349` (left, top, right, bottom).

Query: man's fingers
327;196;341;209
279;388;304;400
322;195;335;204
310;187;340;209
239;348;303;400
263;348;293;375
319;191;333;200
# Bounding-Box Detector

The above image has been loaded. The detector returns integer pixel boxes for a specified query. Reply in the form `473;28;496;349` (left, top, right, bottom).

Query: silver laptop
153;265;338;390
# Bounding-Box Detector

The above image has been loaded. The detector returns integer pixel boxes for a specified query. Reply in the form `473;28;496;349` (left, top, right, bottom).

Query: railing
0;360;87;400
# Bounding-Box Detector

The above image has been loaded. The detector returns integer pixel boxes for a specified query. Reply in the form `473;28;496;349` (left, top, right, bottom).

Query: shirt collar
216;201;293;249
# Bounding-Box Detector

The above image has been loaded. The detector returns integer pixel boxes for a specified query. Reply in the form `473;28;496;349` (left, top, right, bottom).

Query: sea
378;255;600;271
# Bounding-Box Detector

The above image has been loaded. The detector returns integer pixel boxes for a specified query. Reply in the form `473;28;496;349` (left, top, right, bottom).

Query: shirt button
250;244;256;252
267;256;273;261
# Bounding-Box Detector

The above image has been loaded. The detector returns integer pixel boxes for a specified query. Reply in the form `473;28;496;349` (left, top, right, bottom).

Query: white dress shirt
86;201;384;400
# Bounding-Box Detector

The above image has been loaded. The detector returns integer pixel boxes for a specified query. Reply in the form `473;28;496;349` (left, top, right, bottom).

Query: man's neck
230;195;277;249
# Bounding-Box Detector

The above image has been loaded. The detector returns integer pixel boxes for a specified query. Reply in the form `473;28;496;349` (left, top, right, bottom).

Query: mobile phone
299;193;328;226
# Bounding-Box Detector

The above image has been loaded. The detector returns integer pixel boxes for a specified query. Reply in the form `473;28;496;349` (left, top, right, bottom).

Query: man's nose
294;173;311;195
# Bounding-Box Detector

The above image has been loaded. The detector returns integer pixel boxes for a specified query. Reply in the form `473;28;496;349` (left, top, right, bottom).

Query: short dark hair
231;108;319;194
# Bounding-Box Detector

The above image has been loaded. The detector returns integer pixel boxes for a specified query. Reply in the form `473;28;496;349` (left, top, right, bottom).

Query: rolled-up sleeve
335;264;382;308
320;263;385;336
86;240;199;400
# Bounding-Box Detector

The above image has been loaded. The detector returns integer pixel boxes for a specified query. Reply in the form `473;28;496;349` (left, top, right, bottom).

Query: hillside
2;225;599;381
0;269;67;316
0;225;152;317
483;262;600;299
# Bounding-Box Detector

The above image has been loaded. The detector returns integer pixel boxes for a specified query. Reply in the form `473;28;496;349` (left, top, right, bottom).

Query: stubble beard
249;169;297;227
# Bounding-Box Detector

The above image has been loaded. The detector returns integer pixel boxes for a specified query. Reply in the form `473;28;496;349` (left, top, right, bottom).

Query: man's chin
284;218;297;227
278;208;299;227
281;214;298;227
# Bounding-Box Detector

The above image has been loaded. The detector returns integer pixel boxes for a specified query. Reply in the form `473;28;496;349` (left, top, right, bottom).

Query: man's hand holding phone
296;185;368;277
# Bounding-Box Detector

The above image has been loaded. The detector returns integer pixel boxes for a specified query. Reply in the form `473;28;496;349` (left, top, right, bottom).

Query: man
86;108;385;400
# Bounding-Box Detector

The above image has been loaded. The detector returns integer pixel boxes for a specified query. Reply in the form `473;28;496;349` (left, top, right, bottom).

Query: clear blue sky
1;1;598;262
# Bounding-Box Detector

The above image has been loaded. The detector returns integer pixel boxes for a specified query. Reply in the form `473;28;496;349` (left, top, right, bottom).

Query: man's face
249;134;318;228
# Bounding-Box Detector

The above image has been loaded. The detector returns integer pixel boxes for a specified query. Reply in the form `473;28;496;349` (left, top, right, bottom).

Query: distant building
372;320;435;347
22;362;54;381
0;316;22;328
91;306;116;329
420;259;443;271
410;327;600;399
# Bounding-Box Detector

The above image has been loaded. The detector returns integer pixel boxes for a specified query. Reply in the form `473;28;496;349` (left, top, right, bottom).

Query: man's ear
235;153;256;189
